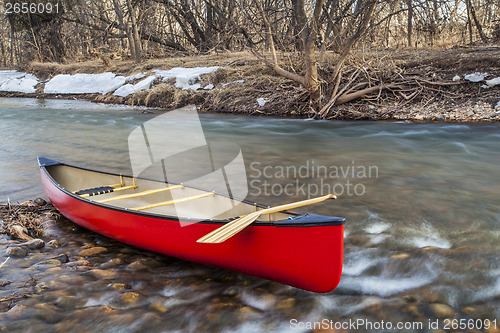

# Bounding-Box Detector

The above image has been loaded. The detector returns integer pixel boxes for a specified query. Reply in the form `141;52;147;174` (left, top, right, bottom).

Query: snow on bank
486;77;500;87
113;75;157;97
154;66;219;90
3;66;221;96
464;72;500;88
0;71;39;93
44;72;127;94
464;72;488;82
256;97;267;106
0;75;39;93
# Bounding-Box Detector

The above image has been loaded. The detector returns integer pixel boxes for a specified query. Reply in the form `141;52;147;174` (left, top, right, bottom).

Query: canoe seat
75;186;115;197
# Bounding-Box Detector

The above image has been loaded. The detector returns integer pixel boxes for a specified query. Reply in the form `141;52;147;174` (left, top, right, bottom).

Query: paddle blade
197;211;261;243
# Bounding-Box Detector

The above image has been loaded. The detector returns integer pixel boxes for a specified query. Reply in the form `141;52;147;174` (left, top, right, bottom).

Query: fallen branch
336;83;400;105
10;225;33;242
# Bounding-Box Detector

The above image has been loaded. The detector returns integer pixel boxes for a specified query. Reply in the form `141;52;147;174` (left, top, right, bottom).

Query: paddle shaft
197;194;337;243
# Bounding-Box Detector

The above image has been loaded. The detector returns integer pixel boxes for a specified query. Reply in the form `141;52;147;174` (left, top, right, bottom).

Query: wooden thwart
132;192;215;211
96;185;184;203
197;194;337;244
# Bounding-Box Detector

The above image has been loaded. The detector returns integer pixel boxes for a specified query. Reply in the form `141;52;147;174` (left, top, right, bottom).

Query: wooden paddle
197;194;337;244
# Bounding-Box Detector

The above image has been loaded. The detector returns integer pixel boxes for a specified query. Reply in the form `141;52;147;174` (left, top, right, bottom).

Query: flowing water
1;97;499;332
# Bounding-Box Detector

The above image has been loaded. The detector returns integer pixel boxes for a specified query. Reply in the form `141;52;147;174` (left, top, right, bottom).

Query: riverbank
1;47;499;121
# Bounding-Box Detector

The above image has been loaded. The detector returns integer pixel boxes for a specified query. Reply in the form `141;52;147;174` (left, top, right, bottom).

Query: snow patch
125;72;146;82
485;77;500;87
0;73;39;93
203;84;214;90
113;75;157;97
464;72;488;82
495;100;500;110
0;70;26;84
44;72;127;94
256;98;267;106
452;75;460;81
154;66;219;90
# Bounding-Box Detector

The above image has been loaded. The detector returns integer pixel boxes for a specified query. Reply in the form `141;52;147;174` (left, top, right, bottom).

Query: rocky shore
1;200;499;332
1;47;499;122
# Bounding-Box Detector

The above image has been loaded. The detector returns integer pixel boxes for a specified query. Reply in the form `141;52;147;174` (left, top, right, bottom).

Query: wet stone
54;295;86;310
429;303;455;319
5;246;29;257
391;253;411;260
64;259;92;268
403;294;421;303
34;198;47;206
9;238;45;250
78;246;108;257
276;298;295;310
33;303;62;323
119;291;141;305
149;301;168;313
47;240;62;248
33;259;63;268
110;283;132;290
126;258;162;271
100;257;124;268
4;304;28;319
51;253;69;263
460;306;476;316
35;282;50;292
88;269;117;280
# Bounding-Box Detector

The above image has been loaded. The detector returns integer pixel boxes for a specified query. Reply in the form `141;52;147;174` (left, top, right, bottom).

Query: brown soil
2;47;500;121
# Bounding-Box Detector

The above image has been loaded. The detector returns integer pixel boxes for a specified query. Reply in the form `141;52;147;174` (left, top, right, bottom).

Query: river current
0;98;499;332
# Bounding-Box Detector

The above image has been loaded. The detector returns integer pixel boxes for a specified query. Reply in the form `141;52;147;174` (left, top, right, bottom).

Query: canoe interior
46;164;291;222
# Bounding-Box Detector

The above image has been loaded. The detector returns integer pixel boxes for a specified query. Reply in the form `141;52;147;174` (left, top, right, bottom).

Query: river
1;97;499;332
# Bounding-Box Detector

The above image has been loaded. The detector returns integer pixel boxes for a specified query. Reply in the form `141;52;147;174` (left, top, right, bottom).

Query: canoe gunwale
38;157;345;227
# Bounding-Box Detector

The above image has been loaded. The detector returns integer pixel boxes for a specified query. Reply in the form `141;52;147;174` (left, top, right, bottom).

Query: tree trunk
407;0;413;47
292;0;324;107
10;24;14;66
126;0;142;63
466;0;474;43
113;0;136;60
467;0;488;43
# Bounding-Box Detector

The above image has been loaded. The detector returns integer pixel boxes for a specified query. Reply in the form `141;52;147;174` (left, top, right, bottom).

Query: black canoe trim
38;157;345;227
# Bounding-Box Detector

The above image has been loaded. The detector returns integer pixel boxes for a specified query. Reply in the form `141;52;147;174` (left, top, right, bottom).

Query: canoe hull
40;164;344;293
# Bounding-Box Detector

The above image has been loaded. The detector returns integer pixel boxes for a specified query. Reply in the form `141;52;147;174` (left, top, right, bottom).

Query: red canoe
38;157;344;292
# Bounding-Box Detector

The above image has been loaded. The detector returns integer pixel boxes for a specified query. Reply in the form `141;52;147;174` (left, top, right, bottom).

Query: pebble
391;253;411;260
47;240;62;248
119;291;141;305
33;259;63;268
149;301;168;313
110;283;132;290
54;295;85;309
9;238;45;250
78;247;108;257
126;258;162;271
4;304;28;319
64;259;92;267
88;269;117;279
276;298;295;309
51;253;69;263
34;198;47;206
100;257;124;268
429;303;455;318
